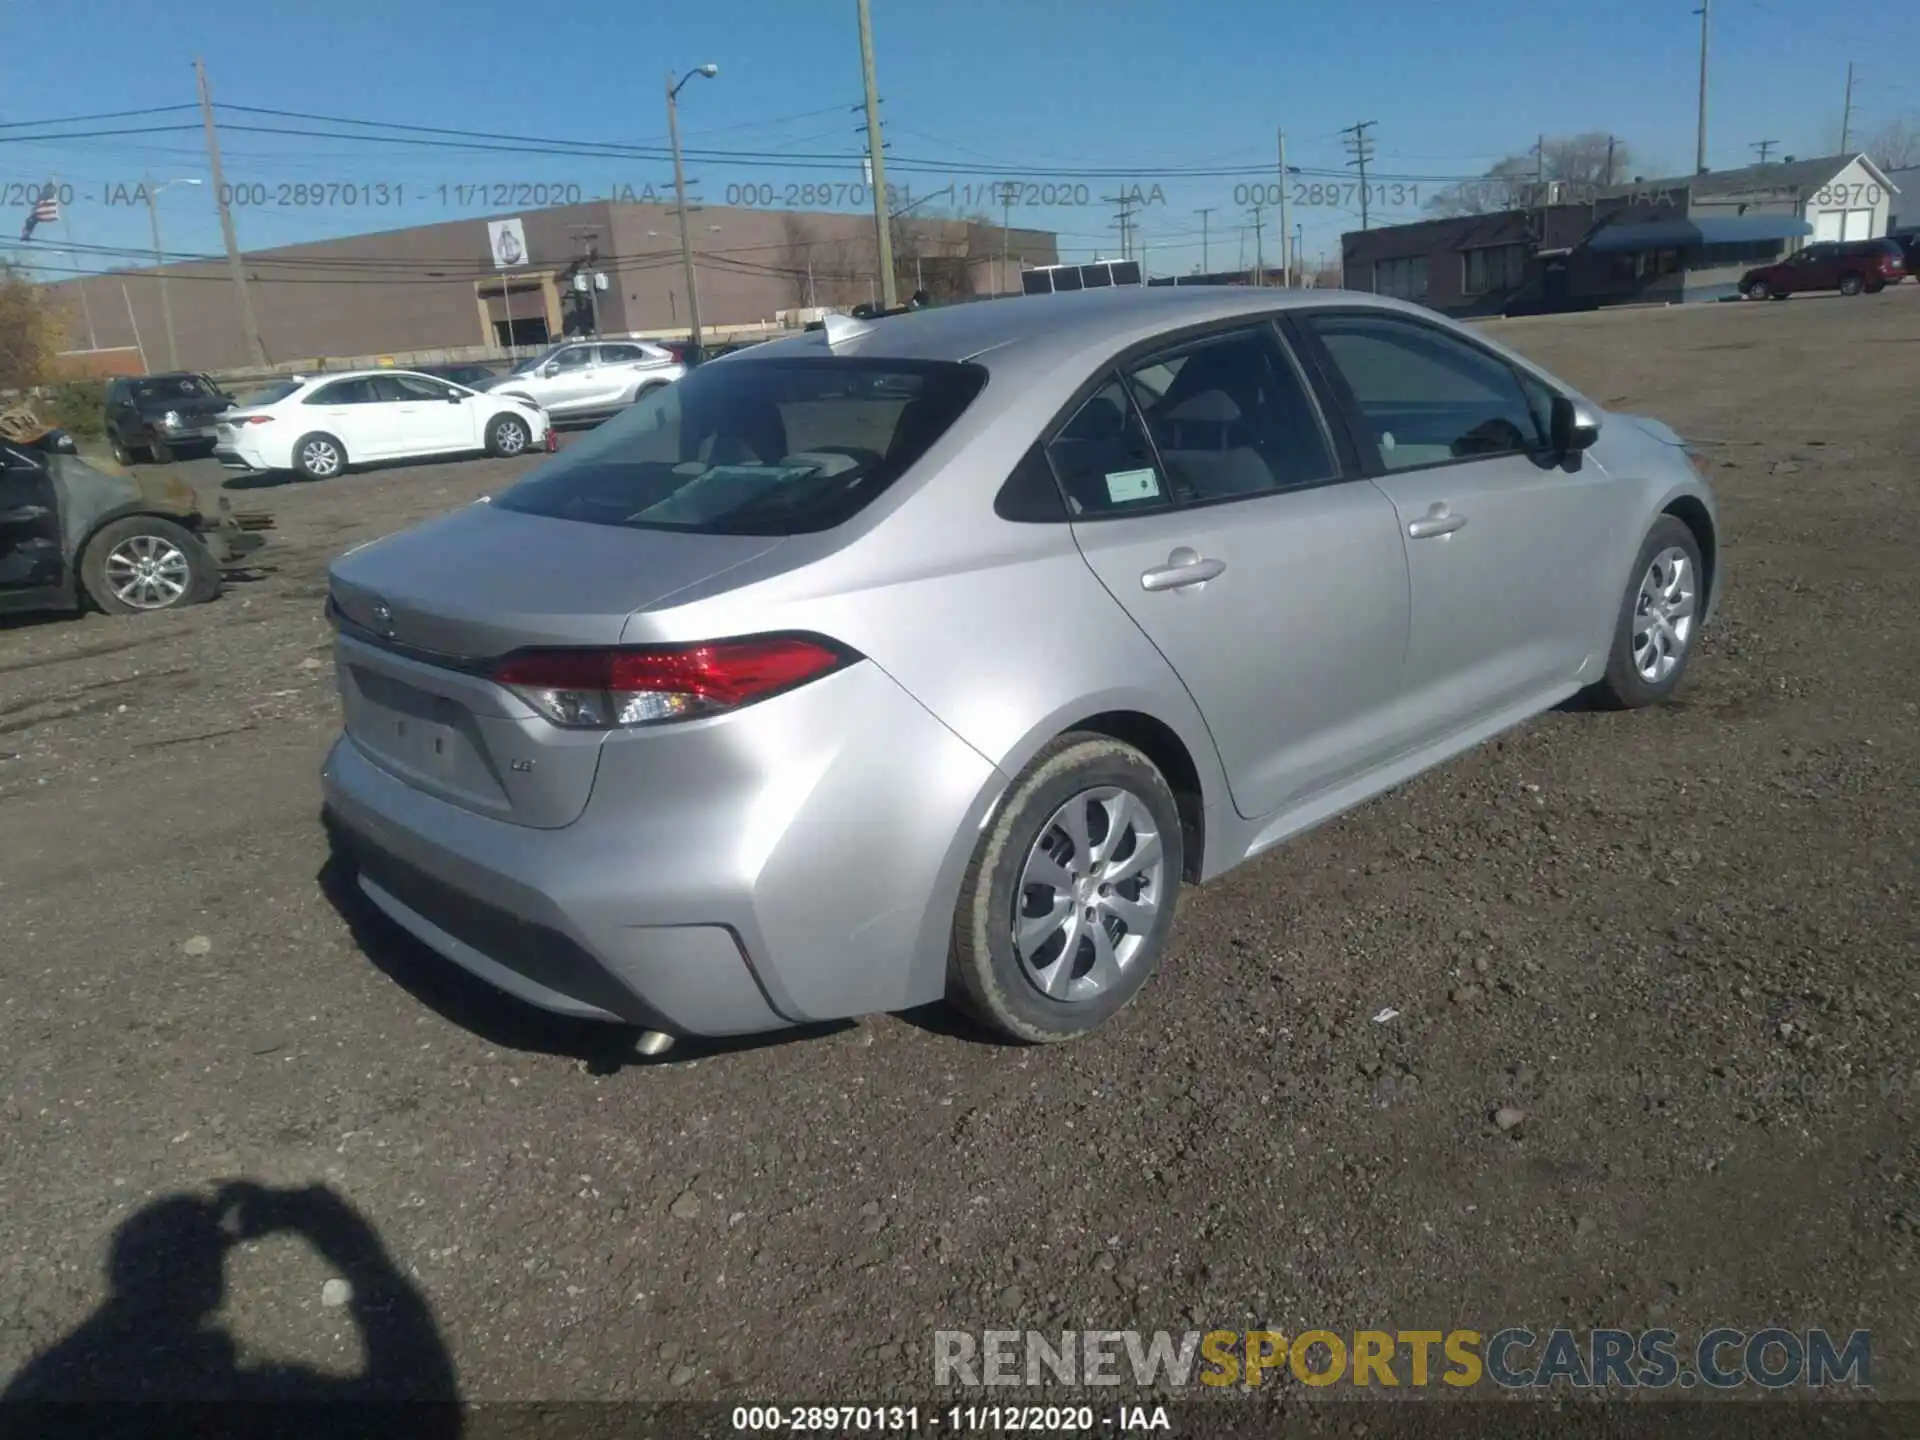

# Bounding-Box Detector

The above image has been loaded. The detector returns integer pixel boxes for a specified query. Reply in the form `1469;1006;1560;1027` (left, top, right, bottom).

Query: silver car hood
329;501;783;657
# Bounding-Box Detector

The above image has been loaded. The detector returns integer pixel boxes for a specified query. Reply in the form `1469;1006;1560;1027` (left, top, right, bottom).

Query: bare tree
1310;260;1346;290
1425;133;1638;216
776;214;823;309
1860;116;1920;170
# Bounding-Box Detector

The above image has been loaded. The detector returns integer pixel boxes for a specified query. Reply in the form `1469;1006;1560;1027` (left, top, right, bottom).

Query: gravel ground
0;292;1915;1413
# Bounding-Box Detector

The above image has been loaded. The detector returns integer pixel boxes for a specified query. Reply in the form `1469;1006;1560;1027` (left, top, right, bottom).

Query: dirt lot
1;292;1916;1413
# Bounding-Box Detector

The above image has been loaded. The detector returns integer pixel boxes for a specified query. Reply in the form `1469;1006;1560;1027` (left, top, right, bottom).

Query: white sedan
213;370;553;480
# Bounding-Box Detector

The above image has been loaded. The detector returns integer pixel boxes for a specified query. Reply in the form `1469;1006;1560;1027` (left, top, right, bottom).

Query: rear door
593;343;652;405
1057;321;1412;821
305;377;395;458
374;373;476;454
1294;308;1627;733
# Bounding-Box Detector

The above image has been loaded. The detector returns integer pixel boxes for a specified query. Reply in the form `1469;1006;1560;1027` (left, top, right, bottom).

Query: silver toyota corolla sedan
322;286;1719;1048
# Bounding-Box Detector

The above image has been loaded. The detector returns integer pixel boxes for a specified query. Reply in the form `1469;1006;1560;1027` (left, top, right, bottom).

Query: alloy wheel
1012;785;1166;1003
1631;545;1697;684
497;421;527;455
302;440;341;476
104;533;192;610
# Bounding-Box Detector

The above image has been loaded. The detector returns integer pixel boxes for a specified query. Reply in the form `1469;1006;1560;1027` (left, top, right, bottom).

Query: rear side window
307;378;380;405
493;357;987;536
1045;376;1171;517
598;344;646;363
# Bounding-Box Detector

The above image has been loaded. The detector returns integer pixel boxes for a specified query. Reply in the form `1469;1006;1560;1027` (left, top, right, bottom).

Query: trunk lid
328;502;782;827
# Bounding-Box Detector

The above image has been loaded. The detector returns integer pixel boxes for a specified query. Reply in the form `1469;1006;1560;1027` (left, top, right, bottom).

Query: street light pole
666;64;717;359
144;175;201;372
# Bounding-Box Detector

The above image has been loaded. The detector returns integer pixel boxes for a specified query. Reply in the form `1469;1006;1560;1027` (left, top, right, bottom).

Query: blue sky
3;0;1914;281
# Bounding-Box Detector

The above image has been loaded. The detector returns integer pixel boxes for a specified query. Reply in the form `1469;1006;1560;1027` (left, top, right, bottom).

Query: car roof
738;285;1428;378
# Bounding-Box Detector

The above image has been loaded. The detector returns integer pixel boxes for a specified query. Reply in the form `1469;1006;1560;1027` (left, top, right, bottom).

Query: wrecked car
0;407;273;617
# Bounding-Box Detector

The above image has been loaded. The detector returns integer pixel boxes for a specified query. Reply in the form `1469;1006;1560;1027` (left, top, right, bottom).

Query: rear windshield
493;356;988;536
238;381;301;407
131;375;217;400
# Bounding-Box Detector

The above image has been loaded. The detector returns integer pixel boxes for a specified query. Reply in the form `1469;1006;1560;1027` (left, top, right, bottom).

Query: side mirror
1549;394;1601;459
446;391;464;403
541;363;560;378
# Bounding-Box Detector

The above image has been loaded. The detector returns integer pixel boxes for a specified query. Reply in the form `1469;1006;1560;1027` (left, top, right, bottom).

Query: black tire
1744;279;1772;301
949;733;1184;1043
79;515;221;616
485;412;531;457
292;431;347;481
109;432;140;466
1586;515;1705;710
1839;272;1865;296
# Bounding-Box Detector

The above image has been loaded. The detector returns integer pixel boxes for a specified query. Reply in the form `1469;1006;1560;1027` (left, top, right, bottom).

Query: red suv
1740;239;1906;299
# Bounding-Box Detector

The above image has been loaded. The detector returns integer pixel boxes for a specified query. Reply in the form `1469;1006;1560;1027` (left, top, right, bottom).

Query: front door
541;346;599;413
1294;309;1628;733
1056;322;1412;821
0;445;66;609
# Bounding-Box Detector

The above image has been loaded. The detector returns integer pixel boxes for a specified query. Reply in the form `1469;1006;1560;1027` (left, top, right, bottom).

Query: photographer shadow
1;1182;461;1438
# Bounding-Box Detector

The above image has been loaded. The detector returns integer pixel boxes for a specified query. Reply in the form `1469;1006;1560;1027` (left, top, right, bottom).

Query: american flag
19;183;59;242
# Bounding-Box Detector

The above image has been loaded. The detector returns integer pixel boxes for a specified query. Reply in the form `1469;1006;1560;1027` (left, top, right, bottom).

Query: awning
1585;214;1814;252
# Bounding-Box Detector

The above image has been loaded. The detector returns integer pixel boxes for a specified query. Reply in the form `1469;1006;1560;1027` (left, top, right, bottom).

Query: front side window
550;347;592;371
1120;326;1335;500
1301;312;1545;472
494;358;986;536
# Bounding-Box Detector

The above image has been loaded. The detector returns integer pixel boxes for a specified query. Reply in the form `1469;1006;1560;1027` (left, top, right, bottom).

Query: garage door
1842;209;1875;241
1812;211;1843;242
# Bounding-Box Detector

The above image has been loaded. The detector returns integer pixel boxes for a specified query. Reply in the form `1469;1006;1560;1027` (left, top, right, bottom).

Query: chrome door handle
1407;506;1467;539
1141;549;1226;592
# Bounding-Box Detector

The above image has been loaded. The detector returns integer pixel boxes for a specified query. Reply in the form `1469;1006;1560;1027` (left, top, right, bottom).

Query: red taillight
237;415;274;425
493;635;855;728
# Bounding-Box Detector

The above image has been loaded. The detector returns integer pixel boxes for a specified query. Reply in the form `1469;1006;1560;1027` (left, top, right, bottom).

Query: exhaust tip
633;1029;676;1058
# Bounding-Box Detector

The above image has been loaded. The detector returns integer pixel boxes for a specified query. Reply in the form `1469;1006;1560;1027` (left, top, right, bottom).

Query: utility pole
1277;128;1292;287
1294;224;1303;287
1694;0;1711;173
1105;191;1140;261
1249;204;1265;285
666;64;717;357
194;57;266;366
1000;187;1011;294
569;226;603;335
1342;120;1377;229
1605;135;1616;186
1751;139;1779;166
1840;62;1856;153
1195;207;1214;273
856;0;897;309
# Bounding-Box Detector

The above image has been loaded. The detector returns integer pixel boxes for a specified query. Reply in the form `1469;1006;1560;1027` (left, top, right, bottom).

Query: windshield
131;376;218;402
493;356;987;536
237;380;302;408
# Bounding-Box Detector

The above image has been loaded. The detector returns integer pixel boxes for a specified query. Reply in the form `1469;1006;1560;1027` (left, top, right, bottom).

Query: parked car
479;339;684;419
413;362;503;390
1739;238;1906;300
1889;228;1920;272
213;370;553;481
1;406;272;617
103;372;236;465
322;286;1720;1051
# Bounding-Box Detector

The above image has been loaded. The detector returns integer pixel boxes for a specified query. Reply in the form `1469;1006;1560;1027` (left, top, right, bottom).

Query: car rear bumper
319;660;1002;1037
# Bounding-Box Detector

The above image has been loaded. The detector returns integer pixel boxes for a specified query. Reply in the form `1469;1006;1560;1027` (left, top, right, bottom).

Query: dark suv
103;373;236;464
1739;239;1906;300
